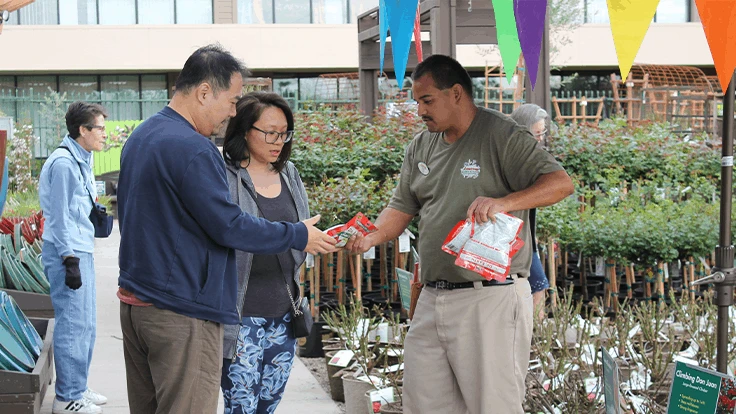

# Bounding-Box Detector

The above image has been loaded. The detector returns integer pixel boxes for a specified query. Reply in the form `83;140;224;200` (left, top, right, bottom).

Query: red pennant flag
413;4;423;62
695;0;736;91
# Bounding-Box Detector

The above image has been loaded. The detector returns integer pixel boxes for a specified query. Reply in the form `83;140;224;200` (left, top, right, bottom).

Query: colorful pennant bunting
513;0;547;90
606;0;660;82
386;0;420;87
379;0;389;75
414;4;423;62
491;0;522;83
695;0;736;92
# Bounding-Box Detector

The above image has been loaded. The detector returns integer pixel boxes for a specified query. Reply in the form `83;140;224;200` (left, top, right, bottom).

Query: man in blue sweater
116;44;336;414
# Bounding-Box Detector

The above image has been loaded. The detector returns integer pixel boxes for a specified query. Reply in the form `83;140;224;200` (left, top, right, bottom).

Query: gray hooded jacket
223;161;310;359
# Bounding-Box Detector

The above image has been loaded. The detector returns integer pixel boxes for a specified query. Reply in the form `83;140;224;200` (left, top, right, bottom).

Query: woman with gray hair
511;104;550;320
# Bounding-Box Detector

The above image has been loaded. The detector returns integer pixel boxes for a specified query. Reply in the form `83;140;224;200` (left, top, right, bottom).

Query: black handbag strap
58;146;96;207
238;171;301;311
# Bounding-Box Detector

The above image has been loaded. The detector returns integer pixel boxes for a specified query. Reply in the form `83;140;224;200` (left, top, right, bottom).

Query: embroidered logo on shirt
460;159;480;179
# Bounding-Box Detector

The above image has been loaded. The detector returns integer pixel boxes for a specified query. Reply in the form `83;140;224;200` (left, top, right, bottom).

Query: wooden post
308;264;316;318
610;260;618;313
366;258;373;291
314;255;321;320
324;252;332;293
380;244;388;299
355;254;362;301
337;251;345;305
299;264;305;300
547;238;557;308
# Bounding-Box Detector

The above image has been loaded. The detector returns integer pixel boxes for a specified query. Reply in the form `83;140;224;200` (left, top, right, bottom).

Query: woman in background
511;103;551;320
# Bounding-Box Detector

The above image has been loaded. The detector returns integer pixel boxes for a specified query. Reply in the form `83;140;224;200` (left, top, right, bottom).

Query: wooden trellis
551;95;605;126
610;73;650;125
484;56;525;114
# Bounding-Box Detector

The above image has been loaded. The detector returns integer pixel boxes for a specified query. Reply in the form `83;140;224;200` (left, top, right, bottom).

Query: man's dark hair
412;54;474;98
174;44;250;95
65;101;108;139
223;92;294;173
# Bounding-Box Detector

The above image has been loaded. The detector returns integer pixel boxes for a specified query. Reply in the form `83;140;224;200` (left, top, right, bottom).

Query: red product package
442;213;525;281
454;237;525;281
326;212;378;248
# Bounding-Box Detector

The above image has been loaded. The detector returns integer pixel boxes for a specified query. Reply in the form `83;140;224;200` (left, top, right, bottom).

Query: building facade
0;0;712;121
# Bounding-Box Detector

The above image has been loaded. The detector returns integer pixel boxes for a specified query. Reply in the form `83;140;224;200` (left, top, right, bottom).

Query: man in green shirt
347;55;574;413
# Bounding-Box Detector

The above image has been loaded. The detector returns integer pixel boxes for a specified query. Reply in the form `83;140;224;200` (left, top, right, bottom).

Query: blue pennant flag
379;0;389;75
386;0;420;88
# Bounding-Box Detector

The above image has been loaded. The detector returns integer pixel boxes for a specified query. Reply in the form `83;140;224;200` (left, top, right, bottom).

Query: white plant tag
363;246;376;260
328;350;355;367
306;253;314;269
399;230;412;253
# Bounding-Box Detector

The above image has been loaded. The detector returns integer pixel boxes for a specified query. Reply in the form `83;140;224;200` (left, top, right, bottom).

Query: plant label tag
363;246;376;260
306;254;314;268
399;231;411;253
368;387;396;413
328;350;354;367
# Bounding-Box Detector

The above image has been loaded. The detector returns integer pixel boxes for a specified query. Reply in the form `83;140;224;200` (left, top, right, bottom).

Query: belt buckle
435;280;450;290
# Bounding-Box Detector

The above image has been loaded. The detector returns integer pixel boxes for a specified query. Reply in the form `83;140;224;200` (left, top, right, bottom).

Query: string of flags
378;0;736;92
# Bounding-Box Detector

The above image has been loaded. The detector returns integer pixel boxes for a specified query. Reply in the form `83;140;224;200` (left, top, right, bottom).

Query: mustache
422;116;433;122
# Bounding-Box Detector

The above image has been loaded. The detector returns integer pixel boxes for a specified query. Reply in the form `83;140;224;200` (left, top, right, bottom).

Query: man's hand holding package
302;215;338;255
467;196;508;223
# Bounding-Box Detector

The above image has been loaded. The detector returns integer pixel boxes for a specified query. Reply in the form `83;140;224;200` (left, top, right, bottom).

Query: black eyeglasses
251;126;294;144
86;125;106;132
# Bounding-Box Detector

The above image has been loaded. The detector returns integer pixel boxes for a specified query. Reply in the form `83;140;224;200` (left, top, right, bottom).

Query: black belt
426;278;514;290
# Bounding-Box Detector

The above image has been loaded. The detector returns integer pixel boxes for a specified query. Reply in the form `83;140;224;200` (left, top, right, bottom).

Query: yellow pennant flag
607;0;660;81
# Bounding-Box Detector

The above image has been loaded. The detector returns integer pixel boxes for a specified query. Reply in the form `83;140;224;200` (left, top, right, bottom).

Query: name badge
417;162;430;176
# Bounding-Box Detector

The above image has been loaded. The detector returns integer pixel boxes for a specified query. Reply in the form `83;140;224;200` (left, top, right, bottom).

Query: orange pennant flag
695;0;736;91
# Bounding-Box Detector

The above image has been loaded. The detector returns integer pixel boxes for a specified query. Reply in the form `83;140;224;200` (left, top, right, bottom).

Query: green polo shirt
388;107;564;283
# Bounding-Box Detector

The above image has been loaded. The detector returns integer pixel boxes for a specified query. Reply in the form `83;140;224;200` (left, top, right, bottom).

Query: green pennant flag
492;0;522;83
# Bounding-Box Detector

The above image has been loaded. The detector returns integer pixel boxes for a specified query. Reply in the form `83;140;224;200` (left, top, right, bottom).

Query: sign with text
395;268;413;311
601;347;623;414
667;361;736;414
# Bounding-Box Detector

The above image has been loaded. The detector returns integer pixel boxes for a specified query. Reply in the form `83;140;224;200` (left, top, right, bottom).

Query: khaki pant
403;277;533;414
119;303;223;414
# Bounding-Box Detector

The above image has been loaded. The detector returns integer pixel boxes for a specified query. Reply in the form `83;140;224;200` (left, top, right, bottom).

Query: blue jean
529;252;550;294
221;313;297;414
42;242;96;402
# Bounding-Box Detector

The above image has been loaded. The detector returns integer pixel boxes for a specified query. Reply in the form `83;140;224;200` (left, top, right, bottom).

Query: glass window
99;0;136;25
338;78;359;100
60;75;99;100
349;0;378;23
584;0;609;23
238;0;274;23
141;74;168;118
176;0;213;24
275;0;310;23
298;78;319;101
313;0;347;24
655;0;689;23
274;78;298;109
17;76;56;97
20;0;59;25
139;0;175;24
102;75;140;120
0;77;14;93
59;0;98;25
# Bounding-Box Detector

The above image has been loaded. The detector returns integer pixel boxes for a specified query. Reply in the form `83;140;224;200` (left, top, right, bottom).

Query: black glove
63;257;82;290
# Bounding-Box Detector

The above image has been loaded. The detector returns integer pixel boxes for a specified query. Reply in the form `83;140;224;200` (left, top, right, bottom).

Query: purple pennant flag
513;0;548;90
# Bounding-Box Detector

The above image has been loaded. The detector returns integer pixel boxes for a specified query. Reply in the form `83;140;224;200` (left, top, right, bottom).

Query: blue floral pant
221;313;297;414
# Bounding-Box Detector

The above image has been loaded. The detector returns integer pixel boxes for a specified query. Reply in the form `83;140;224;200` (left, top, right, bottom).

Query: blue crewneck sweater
117;106;308;324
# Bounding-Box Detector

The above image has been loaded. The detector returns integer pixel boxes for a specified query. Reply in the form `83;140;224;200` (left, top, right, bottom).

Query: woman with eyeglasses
39;102;109;414
220;92;308;414
511;104;551;321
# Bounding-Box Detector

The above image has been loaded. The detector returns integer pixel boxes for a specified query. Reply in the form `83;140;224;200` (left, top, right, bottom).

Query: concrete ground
40;222;340;414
